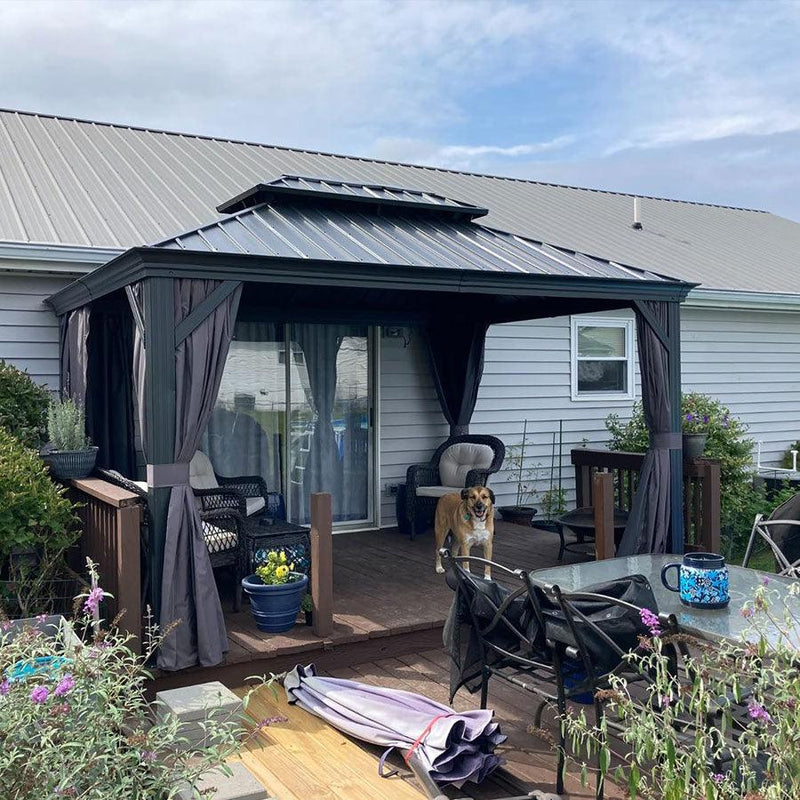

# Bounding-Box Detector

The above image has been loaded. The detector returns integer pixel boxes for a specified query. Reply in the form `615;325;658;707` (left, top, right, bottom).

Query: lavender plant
561;581;800;799
0;561;282;799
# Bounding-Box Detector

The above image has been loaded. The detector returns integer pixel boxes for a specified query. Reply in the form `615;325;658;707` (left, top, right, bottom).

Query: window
570;317;634;400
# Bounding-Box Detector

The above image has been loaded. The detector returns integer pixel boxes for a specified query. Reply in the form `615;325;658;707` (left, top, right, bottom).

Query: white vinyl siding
0;273;72;387
377;307;800;527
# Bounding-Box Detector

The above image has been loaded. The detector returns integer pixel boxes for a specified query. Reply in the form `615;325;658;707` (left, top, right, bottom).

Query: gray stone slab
156;681;242;723
176;761;274;800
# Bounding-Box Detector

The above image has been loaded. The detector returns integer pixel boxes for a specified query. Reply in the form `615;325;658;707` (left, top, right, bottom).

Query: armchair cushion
439;443;495;487
190;451;219;491
416;485;463;498
245;496;266;517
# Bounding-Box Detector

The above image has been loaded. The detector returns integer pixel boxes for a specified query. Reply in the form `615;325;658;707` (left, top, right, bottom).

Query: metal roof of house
1;108;799;293
152;180;673;283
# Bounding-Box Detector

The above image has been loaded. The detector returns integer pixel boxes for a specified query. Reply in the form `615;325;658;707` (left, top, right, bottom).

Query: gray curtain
130;278;242;670
617;301;675;556
159;279;242;670
60;306;90;405
292;324;344;522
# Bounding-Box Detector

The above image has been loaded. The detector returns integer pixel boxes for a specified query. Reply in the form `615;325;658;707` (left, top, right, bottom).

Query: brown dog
434;486;495;578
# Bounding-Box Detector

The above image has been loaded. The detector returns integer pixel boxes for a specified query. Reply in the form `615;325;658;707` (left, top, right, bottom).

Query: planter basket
241;573;308;633
682;433;708;461
41;446;98;480
498;506;538;526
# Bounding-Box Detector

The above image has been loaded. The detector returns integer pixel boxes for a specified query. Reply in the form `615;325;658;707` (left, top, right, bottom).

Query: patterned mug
660;552;730;609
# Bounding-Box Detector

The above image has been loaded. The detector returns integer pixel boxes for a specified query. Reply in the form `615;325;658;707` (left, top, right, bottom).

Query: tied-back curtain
60;306;90;405
617;301;674;556
424;318;489;436
159;279;242;670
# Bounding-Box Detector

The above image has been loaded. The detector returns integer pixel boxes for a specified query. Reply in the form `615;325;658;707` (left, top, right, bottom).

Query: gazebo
47;176;693;670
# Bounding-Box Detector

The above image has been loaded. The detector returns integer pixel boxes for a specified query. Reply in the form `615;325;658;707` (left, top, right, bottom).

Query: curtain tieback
651;432;682;449
147;462;190;487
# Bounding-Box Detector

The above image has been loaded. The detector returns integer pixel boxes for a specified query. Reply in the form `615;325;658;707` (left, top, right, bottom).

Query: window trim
570;316;635;401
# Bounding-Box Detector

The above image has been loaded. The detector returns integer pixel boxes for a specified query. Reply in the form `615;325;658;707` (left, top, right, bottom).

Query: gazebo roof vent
216;174;489;220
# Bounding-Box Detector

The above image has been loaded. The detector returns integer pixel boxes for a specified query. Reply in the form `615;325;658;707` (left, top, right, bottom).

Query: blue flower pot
241;573;308;633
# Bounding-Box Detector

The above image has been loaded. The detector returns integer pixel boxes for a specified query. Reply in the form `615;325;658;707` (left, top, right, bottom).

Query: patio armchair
742;491;800;577
189;450;272;520
441;548;675;800
96;468;247;612
405;435;505;538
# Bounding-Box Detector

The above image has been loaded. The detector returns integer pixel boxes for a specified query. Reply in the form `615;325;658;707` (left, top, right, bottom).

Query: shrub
0;565;282;799
0;359;50;448
563;583;800;799
780;440;800;470
606;393;755;558
0;427;78;616
47;397;90;450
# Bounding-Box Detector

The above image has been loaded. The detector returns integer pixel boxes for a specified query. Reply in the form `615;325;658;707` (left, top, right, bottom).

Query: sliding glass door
204;321;375;528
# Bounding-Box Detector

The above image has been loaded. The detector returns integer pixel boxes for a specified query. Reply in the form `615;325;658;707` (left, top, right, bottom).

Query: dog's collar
464;513;471;521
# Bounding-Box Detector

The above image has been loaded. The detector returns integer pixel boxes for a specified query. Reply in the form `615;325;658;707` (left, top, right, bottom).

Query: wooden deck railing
572;448;721;558
68;478;143;651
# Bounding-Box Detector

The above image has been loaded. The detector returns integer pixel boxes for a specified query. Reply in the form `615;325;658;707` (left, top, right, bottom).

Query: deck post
700;461;721;553
310;492;334;638
593;471;616;560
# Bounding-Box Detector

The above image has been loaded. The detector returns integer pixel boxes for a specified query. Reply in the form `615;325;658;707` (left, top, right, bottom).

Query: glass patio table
530;554;800;649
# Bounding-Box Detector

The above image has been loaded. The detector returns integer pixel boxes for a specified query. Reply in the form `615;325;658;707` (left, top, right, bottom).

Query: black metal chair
406;435;505;538
442;548;677;799
742;491;800;577
96;468;247;612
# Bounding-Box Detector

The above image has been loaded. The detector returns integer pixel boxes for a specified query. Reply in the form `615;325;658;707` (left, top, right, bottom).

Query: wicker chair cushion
416;485;463;498
190;451;219;491
202;523;238;554
439;443;494;487
246;496;266;516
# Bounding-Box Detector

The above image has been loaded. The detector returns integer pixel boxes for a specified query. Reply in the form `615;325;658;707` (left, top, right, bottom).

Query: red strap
403;713;452;765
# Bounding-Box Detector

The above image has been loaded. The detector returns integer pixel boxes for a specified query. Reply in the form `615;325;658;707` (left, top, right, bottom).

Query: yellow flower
276;565;289;579
268;551;278;563
279;551;287;564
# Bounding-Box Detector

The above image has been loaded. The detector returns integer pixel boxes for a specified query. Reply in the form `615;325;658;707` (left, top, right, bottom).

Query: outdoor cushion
202;523;238;554
246;496;266;517
439;443;494;488
416;485;463;498
190;451;219;491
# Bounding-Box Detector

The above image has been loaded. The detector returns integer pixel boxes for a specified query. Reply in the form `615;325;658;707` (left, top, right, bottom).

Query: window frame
570;316;635;401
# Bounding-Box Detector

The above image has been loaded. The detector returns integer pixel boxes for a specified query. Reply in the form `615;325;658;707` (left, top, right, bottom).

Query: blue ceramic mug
660;552;730;609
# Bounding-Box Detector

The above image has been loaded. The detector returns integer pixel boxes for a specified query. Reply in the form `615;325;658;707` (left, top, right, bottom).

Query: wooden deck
234;646;622;799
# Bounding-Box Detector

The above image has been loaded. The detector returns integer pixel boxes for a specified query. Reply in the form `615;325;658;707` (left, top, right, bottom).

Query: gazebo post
667;300;685;554
142;276;177;621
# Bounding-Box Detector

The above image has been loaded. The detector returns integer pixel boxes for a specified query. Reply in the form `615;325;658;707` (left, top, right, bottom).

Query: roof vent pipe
632;196;643;229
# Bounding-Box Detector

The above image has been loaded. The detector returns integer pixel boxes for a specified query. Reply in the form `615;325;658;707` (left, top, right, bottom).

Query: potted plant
241;549;309;633
498;419;540;526
40;398;98;480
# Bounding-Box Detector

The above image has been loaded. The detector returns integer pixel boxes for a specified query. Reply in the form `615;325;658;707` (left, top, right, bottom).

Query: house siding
377;306;800;527
0;272;72;387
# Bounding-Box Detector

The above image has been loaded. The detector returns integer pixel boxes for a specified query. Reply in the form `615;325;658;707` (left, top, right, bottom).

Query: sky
1;0;799;219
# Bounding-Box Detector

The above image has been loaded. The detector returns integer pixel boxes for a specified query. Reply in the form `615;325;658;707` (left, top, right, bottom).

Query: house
2;107;799;534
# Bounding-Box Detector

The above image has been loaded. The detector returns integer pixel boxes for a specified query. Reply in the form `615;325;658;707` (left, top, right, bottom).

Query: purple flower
140;750;157;763
83;586;104;616
256;715;288;730
0;679;9;697
762;575;771;587
640;608;662;637
741;607;754;619
747;698;772;724
54;674;75;697
30;685;49;704
711;773;724;784
0;620;11;633
685;413;694;422
702;415;710;424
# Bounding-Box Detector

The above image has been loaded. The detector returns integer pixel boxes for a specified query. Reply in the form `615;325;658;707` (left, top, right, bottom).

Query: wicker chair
189;451;271;520
405;435;505;538
95;468;247;612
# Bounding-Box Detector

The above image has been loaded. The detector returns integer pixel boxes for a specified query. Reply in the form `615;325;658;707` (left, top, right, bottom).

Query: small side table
244;519;311;576
557;506;628;560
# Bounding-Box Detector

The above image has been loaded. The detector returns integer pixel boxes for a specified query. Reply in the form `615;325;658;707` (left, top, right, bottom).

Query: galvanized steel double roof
1;109;799;292
154;175;673;283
